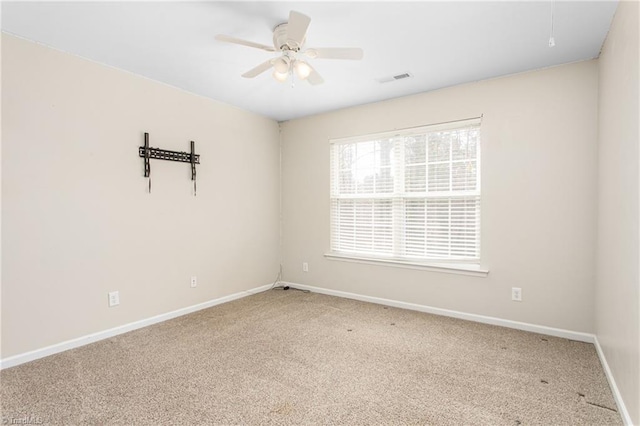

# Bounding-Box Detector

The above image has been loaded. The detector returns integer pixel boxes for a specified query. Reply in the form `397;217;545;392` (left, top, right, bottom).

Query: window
329;118;481;265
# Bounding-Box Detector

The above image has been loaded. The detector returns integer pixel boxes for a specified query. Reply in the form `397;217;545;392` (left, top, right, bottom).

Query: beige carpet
1;289;622;425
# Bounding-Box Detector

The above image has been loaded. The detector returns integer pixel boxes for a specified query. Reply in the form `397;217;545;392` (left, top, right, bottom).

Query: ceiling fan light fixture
294;60;312;80
274;57;290;74
273;69;289;82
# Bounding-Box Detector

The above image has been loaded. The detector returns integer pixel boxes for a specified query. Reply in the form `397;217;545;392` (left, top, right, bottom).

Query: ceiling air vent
377;72;413;83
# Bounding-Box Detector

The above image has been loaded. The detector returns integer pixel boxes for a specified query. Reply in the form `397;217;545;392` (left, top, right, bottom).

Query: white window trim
324;252;489;277
330;117;483;145
329;116;483;265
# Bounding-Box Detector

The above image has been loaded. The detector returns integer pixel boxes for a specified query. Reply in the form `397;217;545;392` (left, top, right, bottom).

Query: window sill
324;253;489;277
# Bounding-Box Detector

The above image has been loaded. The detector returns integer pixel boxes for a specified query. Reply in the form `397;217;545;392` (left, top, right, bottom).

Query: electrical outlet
191;276;197;288
512;287;522;302
108;291;120;307
302;262;309;272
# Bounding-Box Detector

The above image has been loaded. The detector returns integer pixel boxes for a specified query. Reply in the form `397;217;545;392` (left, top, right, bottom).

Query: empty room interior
1;1;639;425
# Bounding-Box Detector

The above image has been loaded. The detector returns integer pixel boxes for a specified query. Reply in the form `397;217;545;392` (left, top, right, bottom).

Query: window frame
328;117;484;274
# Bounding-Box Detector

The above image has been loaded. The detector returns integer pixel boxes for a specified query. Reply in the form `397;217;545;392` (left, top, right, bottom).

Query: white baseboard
593;336;633;425
0;283;272;370
2;281;631;425
285;282;595;342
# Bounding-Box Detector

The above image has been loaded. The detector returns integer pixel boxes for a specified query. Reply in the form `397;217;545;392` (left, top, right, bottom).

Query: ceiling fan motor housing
273;23;304;51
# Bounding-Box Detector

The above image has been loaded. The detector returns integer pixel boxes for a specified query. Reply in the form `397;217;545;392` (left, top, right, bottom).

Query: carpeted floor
1;289;622;425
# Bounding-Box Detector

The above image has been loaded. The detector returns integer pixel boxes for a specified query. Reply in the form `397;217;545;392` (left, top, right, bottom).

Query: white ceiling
1;1;618;122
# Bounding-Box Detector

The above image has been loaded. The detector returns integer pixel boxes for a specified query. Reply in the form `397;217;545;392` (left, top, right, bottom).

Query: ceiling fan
215;10;363;85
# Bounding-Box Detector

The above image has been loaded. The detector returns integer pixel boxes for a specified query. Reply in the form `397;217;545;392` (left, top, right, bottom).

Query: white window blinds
330;118;481;262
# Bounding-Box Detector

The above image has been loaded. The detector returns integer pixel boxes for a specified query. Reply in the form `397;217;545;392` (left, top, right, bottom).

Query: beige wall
596;1;640;424
281;60;599;333
1;34;281;358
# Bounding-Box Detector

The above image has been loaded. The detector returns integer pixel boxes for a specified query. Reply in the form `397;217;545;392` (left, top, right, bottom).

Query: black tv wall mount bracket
138;132;200;196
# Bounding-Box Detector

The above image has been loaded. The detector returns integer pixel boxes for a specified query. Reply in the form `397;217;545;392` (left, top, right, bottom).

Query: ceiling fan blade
215;34;275;52
286;11;311;48
306;64;324;85
242;60;275;78
304;48;364;60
